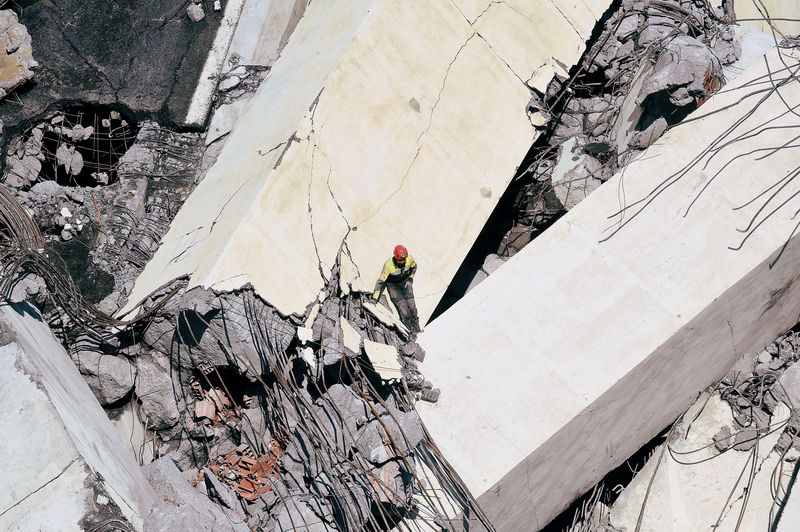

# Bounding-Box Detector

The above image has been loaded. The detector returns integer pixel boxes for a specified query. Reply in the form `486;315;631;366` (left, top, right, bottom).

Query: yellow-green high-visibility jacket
372;255;416;299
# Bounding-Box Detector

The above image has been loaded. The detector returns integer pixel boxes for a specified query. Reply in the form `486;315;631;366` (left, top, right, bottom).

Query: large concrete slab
0;303;156;531
416;47;800;530
123;0;609;321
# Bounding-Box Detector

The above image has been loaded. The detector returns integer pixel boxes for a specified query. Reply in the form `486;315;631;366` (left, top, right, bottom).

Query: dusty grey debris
135;353;182;430
143;456;251;532
7;271;46;303
187;2;205;22
72;349;136;405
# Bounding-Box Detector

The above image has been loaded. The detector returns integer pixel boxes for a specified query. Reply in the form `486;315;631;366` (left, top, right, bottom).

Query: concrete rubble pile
1;115;205;314
58;267;445;530
495;0;751;259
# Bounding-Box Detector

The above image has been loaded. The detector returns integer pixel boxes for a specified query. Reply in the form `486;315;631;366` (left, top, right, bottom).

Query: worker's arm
372;260;392;299
407;256;417;280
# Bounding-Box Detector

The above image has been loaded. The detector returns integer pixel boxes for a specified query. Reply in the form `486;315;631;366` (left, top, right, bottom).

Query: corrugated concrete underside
122;0;609;321
0;303;155;531
416;47;800;530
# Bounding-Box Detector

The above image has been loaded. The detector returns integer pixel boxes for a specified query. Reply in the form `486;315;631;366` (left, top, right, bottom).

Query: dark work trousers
386;279;420;332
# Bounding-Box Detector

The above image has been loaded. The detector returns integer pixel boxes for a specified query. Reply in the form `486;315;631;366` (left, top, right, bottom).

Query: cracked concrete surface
416;46;800;530
123;0;608;322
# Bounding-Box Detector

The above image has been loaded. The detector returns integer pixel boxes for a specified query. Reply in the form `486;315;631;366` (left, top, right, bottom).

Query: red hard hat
393;245;408;261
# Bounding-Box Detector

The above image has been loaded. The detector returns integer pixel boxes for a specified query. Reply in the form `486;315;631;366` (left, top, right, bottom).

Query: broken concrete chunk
296;326;313;345
363;340;402;380
55;144;84;175
0;10;37;98
219;75;241;91
274;497;335;532
339;316;362;355
143;457;249;532
7;271;46;303
73;350;136;405
134;354;181;430
187;2;205;22
778;364;800;409
551;137;604;210
481;253;507;276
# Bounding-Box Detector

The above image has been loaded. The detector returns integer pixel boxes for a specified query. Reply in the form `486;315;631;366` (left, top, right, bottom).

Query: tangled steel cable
0;183;176;333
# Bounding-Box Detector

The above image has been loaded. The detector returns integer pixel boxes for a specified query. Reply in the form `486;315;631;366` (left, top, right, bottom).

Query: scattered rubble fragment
0;10;37;101
187;2;205;23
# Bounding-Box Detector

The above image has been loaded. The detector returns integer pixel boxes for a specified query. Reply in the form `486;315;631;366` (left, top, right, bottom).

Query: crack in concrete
210;179;253;232
356;32;477;230
50;11;122;98
258;141;286;157
476;32;527;86
0;458;79;518
306;155;329;284
547;0;585;40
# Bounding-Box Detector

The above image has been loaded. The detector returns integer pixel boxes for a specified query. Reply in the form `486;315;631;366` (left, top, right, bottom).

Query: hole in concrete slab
20;106;139;187
192;365;260;407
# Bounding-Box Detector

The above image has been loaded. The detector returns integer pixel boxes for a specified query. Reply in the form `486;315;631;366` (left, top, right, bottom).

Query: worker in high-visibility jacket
372;244;420;333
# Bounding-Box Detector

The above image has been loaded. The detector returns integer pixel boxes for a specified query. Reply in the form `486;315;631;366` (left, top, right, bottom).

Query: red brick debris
194;436;287;502
188;375;255;426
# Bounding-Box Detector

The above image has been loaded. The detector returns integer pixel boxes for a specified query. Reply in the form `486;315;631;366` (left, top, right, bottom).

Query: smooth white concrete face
0;304;156;531
735;1;800;37
610;394;792;531
363;339;402;380
416;47;800;530
225;0;306;67
123;0;608;322
185;0;247;126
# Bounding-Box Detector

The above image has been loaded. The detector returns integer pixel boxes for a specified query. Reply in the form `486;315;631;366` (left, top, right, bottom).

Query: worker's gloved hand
372;291;380;301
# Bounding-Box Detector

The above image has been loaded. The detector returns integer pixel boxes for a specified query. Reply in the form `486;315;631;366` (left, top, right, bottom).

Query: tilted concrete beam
123;0;609;321
416;47;800;530
0;303;155;531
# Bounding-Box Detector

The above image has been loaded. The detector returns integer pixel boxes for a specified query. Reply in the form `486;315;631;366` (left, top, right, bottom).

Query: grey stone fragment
778;363;800;408
142;456;250;532
219;75;241;91
0;10;37;94
187;2;205;22
638;35;719;105
355;408;424;463
481;253;507;275
274;497;335;531
8;271;46;303
630;116;668;149
72;350;136;405
399;341;425;362
203;468;243;513
5;154;41;187
135;354;180;430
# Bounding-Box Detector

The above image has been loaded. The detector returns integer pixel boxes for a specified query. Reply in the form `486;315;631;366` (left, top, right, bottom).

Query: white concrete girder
0;303;156;531
416;47;800;530
122;0;609;322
